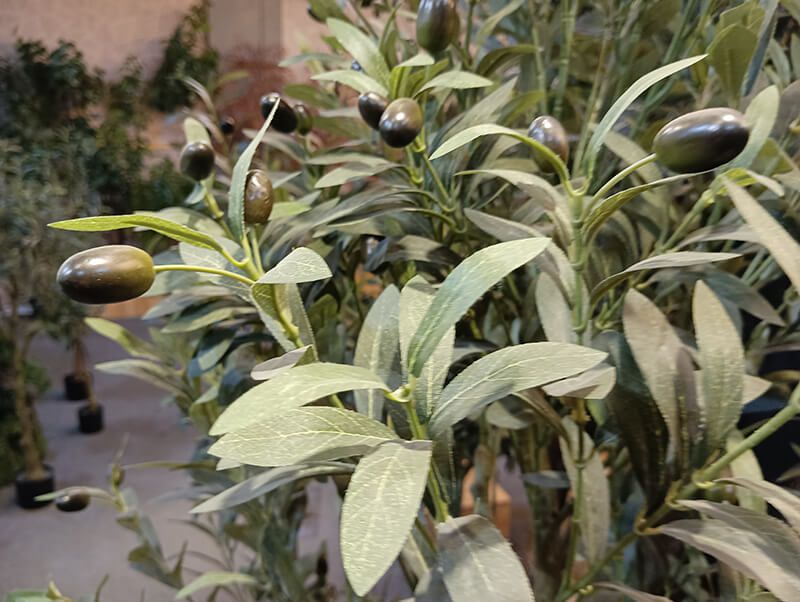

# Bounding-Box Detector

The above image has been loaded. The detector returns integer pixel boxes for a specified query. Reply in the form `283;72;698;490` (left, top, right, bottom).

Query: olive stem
203;187;225;221
526;0;548;113
349;0;378;38
558;382;800;601
249;228;264;274
154;264;255;286
417;141;455;211
464;0;478;63
553;0;578;119
591;153;657;204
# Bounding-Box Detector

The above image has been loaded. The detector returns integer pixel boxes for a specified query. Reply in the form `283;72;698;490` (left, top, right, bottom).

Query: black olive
244;170;274;224
260;93;298;134
416;0;460;54
55;488;91;512
351;60;363;72
653;108;750;173
179;141;215;181
220;116;235;136
307;5;323;22
294;103;314;135
57;245;155;305
358;92;389;130
379;98;423;148
527;115;569;171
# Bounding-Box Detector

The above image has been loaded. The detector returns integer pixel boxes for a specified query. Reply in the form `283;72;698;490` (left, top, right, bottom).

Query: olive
358;92;388;130
653;108;750;173
527;115;569;171
179;141;215;181
220;116;235;136
351;60;362;72
294;103;314;135
379;98;423;148
244;170;274;224
57;245;155;305
307;5;323;22
55;488;91;512
260;93;298;134
416;0;460;54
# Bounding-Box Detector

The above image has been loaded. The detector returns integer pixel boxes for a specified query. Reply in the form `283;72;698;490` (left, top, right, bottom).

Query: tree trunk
73;336;98;410
10;317;46;480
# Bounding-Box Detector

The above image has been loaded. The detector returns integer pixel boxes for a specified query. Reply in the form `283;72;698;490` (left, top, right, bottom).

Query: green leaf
535;272;575;343
191;463;353;513
209;407;396;466
718;477;800;534
342;440;432;596
584;55;707;175
312;70;388;96
476;45;539;77
727;432;768;514
662;506;800;601
327;18;390;87
594;583;671;601
95;359;185;398
271;202;311;220
407;238;550;376
430;124;522;160
183;116;211;144
473;0;525;48
542;364;617;400
560;417;610;564
396;52;435;68
591;251;740;304
623;290;683;459
49;215;223;252
163;306;252;334
417;71;494;94
399;277;453;416
315;162;399;188
251;346;313;380
708;25;759;101
724;178;800;292
730;85;780;168
210;363;388;435
429;342;606;437
85;317;160;360
176;571;258;599
693;281;744;451
257;248;332;284
354;286;401;419
436;515;535;602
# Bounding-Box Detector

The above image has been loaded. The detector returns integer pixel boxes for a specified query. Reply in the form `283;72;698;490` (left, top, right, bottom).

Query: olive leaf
473;0;525;48
730;85;780;168
341;440;432;596
326;18;391;87
354;285;401;419
436;515;535;602
406;238;551;376
312;70;388;96
416;71;494;94
209;363;389;435
693;281;744;452
535;272;575;344
209;407;396;466
593;582;671;601
85;317;161;361
256;248;332;284
708;24;759;102
191;462;352;514
717;477;800;534
182;116;211;145
176;571;258;599
428;342;606;437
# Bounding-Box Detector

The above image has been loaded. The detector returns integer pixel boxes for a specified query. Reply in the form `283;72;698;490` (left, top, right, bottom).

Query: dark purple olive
416;0;460;54
527;115;569;171
653;108;750;173
220;116;235;136
260;93;298;134
244;170;274;224
55;488;91;512
179;141;215;181
57;245;155;304
379;98;423;148
358;92;389;130
351;60;363;72
295;103;314;135
307;5;323;22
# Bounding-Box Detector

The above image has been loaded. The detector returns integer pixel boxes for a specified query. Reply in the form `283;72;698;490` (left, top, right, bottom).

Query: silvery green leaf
341;440;432;596
730;85;780;168
250;283;296;352
191;462;352;513
593;582;671;601
535;272;575;343
464;208;543;240
326;18;390;86
183;116;211;144
209;407;396;466
354;286;401;419
436;515;535;602
315;161;400;188
702;269;784;326
308;153;394;167
407;238;551;376
560;417;610;564
676;223;759;248
257;248;332;284
693;282;744;451
417;71;494;94
397;52;435;68
693;371;769;406
250;346;313;380
623;290;683;459
724;178;800;291
95;360;186;398
162;306;253;334
542;364;616;400
429;342;606;437
85;317;161;360
399;277;454;416
718;477;800;534
473;0;525;47
583;54;706;175
522;470;571;489
210;363;388;435
312;70;388;96
726;432;767;514
176;571;258;599
708;24;758;102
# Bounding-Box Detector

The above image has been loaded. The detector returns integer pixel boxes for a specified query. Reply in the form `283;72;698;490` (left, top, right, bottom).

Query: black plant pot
15;465;55;509
64;373;89;401
78;404;103;434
